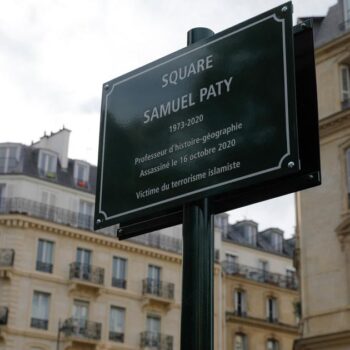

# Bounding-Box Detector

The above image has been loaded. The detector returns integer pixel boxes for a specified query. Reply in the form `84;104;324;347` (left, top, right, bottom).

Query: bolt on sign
94;2;321;236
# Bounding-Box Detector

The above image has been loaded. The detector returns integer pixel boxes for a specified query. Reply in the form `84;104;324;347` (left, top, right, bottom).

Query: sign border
97;11;294;223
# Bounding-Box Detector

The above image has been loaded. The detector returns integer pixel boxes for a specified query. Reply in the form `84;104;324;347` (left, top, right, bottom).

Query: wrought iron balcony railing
142;278;175;300
0;197;118;236
112;277;127;289
109;331;124;342
0;249;14;267
0;306;8;325
30;317;48;330
61;318;101;340
69;262;104;285
140;331;173;350
222;261;298;290
36;261;53;273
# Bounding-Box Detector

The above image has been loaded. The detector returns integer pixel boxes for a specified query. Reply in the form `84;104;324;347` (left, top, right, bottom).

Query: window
74;162;89;188
109;306;125;342
73;300;89;321
267;339;279;350
0;184;5;210
271;233;283;252
234;289;247;316
266;297;278;323
346;148;350;206
38;151;57;178
78;200;94;229
147;314;161;334
112;257;127;288
72;248;92;280
76;248;91;265
31;291;50;330
0;145;20;173
147;265;161;296
41;191;56;220
36;239;54;273
245;225;256;245
234;333;247;350
344;0;350;27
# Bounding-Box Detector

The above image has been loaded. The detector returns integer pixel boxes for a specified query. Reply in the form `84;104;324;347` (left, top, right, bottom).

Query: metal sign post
181;28;214;350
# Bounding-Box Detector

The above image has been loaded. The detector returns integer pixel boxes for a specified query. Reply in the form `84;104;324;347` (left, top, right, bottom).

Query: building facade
295;1;350;349
0;129;298;350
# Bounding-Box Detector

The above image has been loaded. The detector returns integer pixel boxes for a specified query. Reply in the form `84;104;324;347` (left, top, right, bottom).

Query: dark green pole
181;26;215;350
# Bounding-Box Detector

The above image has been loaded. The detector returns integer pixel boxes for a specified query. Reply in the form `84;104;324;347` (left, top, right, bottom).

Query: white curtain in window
32;292;49;320
37;240;53;263
113;257;126;279
110;307;125;332
147;315;160;333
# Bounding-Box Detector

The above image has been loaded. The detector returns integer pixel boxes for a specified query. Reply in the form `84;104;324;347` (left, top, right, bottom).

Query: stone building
0;129;298;350
295;0;350;349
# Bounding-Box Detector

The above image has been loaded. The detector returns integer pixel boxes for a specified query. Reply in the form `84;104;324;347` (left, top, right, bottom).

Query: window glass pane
73;300;89;319
37;239;54;263
113;257;126;279
147;315;160;333
148;265;161;281
110;307;125;332
76;248;91;265
32;291;50;320
235;333;246;350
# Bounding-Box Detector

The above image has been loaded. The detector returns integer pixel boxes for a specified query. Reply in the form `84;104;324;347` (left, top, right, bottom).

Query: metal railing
222;261;298;290
31;317;48;330
112;277;127;289
0;306;8;325
0;197;118;236
140;331;173;350
142;278;175;300
109;331;124;342
0;249;14;267
69;262;104;285
36;261;53;273
61;318;101;340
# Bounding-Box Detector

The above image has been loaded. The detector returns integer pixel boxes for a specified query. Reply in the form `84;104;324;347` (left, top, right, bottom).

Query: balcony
69;262;104;294
142;278;174;309
222;261;298;290
61;318;101;346
30;318;48;330
0;307;8;325
0;249;14;279
36;261;53;273
140;331;173;350
109;331;124;342
111;277;127;289
0;197;119;236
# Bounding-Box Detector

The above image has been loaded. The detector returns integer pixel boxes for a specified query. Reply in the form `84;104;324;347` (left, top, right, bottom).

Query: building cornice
319;109;350;139
224;273;298;295
225;313;298;335
294;330;350;349
316;31;350;63
0;215;182;264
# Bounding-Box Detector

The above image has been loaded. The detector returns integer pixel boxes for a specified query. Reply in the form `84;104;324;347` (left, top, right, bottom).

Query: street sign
95;3;319;235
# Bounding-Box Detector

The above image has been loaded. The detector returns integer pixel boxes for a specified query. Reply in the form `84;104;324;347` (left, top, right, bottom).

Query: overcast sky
0;0;336;236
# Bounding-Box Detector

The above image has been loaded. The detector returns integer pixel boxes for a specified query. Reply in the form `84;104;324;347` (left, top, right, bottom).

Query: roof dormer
38;149;58;179
0;143;22;173
74;160;90;189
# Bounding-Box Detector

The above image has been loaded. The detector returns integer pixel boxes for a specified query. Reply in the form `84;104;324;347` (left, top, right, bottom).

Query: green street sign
95;3;299;230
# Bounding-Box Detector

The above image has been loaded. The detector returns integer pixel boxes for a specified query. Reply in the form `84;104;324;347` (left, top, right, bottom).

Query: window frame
109;306;125;342
74;161;90;188
31;291;50;330
0;144;21;173
36;239;54;273
38;150;57;177
112;256;127;289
